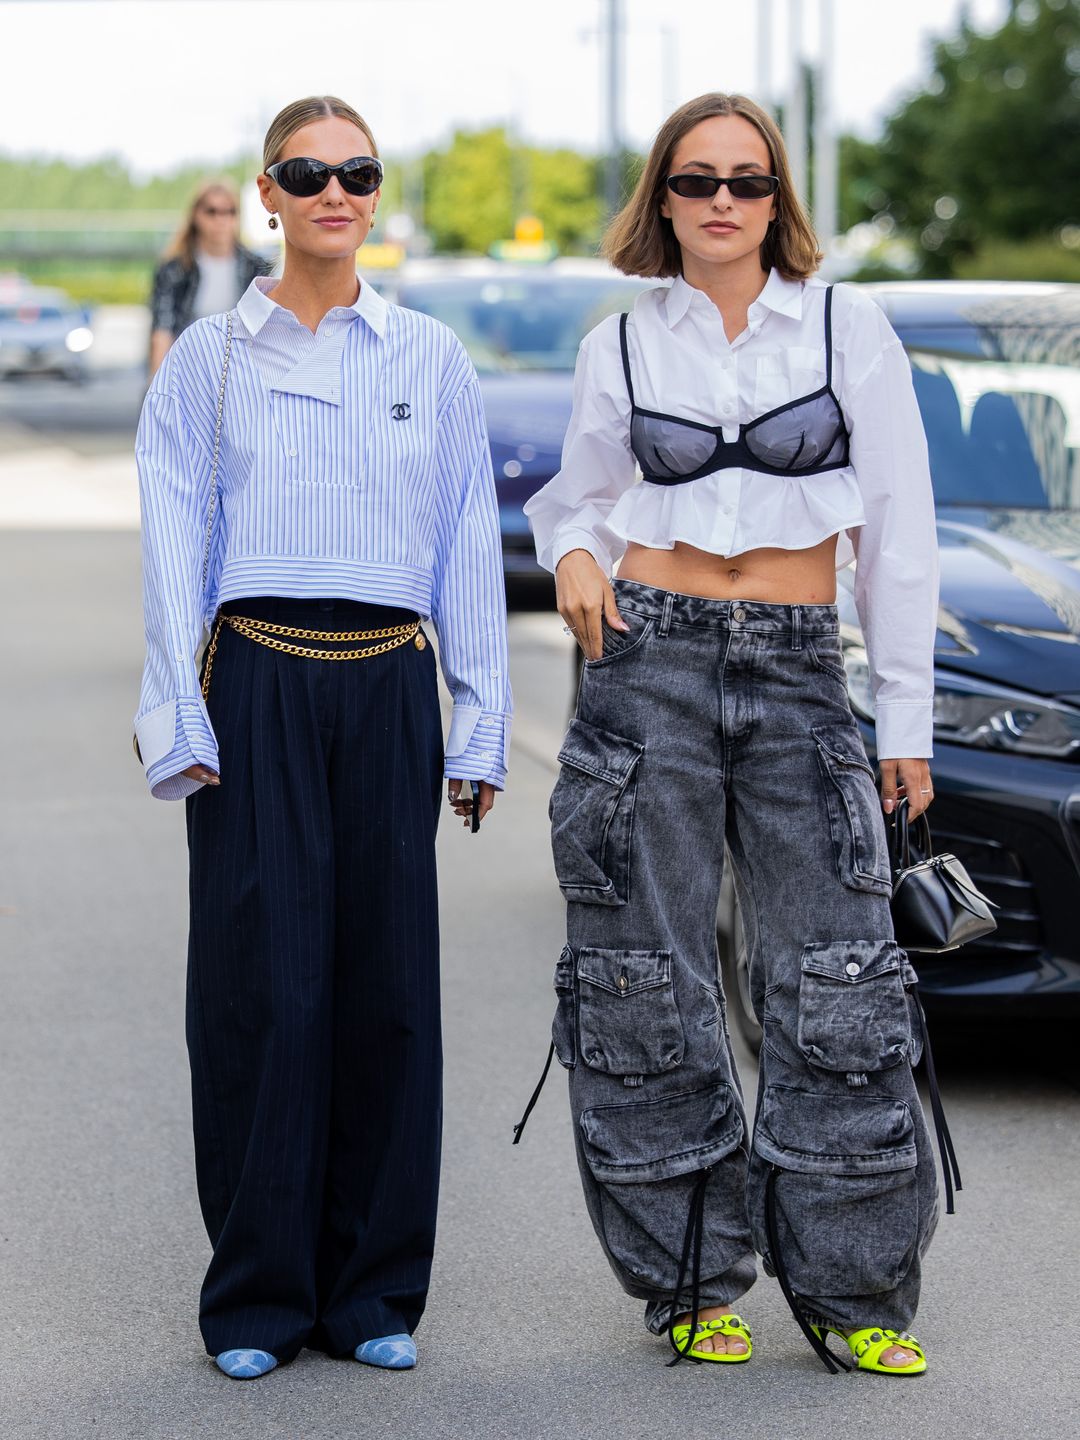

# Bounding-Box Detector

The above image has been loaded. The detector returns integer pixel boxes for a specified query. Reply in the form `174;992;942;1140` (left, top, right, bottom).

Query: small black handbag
888;798;997;953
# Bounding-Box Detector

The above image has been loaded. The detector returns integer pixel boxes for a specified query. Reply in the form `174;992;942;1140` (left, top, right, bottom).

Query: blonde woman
148;178;271;379
524;93;941;1375
135;97;510;1379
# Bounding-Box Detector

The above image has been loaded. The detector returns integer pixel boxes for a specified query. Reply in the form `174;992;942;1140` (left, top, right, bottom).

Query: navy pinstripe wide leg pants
185;597;444;1363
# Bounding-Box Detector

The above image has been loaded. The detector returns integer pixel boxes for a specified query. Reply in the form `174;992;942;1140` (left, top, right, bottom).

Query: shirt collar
236;273;388;338
662;269;805;328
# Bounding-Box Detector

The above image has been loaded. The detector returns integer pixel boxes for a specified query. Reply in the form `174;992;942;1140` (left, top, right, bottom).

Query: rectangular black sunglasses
266;156;384;197
666;173;779;200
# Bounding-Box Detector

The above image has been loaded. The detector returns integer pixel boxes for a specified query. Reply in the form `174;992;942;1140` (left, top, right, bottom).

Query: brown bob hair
602;93;821;281
162;178;240;270
262;95;379;173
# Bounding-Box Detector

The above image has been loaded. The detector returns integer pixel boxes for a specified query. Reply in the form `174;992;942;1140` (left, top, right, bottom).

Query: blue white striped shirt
135;274;512;800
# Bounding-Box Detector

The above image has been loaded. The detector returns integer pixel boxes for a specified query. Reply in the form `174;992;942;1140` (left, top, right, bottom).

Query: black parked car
719;281;1080;1047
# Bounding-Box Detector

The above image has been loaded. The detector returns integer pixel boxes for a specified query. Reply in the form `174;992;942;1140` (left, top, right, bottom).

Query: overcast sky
3;0;1007;173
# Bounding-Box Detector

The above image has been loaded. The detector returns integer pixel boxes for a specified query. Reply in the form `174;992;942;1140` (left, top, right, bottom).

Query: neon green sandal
813;1325;926;1376
668;1314;752;1364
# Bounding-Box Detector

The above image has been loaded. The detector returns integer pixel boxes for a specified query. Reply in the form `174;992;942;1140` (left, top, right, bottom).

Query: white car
0;287;94;381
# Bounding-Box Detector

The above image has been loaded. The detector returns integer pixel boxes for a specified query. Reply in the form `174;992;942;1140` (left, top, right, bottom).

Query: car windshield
395;275;649;373
899;323;1080;510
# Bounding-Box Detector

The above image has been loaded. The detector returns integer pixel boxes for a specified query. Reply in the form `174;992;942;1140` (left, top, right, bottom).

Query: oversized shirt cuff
550;528;613;576
444;705;511;789
873;701;934;761
136;696;220;800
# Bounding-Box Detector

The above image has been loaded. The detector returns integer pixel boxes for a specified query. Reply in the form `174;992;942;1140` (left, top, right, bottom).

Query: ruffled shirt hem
604;472;864;573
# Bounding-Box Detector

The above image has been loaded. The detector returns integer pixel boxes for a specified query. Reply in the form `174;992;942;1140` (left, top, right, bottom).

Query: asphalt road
1;506;1078;1433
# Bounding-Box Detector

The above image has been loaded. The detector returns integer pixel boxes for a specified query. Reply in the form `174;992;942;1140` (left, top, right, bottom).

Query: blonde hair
162;178;240;270
602;92;822;281
262;95;379;172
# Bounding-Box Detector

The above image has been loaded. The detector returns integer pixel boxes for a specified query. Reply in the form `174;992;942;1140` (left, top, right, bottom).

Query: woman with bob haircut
524;92;942;1375
134;96;511;1380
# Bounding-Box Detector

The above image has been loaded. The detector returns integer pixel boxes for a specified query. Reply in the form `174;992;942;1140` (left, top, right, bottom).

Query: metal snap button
618;974;629;991
732;606;747;623
845;962;861;977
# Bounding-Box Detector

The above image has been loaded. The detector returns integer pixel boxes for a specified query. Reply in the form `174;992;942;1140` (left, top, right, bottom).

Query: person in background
148;178;271;379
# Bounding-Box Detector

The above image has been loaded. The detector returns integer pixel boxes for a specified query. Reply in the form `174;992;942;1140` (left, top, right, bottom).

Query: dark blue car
385;261;648;588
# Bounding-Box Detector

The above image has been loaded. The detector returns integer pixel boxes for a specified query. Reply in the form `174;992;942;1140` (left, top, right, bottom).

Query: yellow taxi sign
514;215;545;244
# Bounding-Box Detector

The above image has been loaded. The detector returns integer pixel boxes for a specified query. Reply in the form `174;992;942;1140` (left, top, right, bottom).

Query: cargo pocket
551;947;577;1069
549;719;644;906
581;1082;743;1183
577;947;683;1077
797;939;917;1075
754;1084;918;1295
812;725;893;895
580;1083;750;1294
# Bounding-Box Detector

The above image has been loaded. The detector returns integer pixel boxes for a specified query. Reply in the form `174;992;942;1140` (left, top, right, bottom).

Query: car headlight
65;327;93;353
841;644;1080;759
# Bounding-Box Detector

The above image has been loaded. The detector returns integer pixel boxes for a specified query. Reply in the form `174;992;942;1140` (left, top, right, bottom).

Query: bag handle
201;311;234;593
889;795;934;872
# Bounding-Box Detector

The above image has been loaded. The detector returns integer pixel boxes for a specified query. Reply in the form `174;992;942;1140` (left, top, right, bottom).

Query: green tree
421;126;609;255
857;0;1080;275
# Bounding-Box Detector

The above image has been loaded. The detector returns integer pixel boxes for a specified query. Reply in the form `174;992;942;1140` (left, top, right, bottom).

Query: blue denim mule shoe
215;1348;278;1379
354;1334;417;1369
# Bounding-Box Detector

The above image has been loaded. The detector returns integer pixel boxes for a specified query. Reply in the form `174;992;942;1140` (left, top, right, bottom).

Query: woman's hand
555;548;628;661
879;759;933;819
447;779;496;827
182;764;220;786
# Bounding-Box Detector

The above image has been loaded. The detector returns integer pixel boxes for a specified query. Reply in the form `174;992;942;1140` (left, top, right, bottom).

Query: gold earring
268;214;278;230
370;215;376;229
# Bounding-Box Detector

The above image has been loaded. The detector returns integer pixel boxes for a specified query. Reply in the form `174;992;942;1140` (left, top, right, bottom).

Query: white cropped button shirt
524;271;939;759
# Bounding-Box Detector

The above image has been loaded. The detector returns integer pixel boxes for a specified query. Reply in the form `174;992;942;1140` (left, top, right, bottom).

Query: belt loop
790;605;802;652
659;592;675;638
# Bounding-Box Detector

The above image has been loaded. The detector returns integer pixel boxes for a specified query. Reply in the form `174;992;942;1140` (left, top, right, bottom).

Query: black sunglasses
666;173;779;201
266;155;384;198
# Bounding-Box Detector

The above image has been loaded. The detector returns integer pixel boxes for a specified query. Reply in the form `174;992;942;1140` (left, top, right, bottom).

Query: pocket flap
577;947;671;997
580;1083;743;1184
557;718;643;786
811;724;875;777
754;1084;917;1176
800;938;908;986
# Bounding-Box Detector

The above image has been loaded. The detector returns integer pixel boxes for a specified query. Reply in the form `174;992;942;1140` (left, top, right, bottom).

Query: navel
728;567;741;582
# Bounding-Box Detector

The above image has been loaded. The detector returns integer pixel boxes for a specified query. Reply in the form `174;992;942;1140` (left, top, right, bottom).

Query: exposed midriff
616;534;840;603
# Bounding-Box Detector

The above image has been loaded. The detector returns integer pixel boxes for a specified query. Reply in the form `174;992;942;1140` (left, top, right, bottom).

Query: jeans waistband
612;578;839;636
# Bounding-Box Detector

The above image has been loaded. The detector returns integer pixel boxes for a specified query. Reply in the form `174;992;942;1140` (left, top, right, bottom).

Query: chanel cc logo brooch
391;402;411;421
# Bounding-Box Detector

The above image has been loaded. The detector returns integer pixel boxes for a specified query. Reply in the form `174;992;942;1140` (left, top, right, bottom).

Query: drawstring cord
911;984;962;1214
511;1041;555;1144
764;1166;850;1374
666;1166;711;1366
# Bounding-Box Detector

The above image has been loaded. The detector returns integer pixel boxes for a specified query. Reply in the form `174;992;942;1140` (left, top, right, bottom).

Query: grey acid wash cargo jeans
548;579;939;1338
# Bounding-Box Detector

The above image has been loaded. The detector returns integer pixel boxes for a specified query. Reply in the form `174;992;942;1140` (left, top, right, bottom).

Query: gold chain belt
202;613;426;702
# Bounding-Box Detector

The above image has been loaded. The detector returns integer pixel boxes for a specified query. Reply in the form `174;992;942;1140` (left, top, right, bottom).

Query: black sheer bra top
620;285;851;485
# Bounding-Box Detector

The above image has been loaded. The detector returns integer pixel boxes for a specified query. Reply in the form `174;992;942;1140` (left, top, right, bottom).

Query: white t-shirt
191;252;239;320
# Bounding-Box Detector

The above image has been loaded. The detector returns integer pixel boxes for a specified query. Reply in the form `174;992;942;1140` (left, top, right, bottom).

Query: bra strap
618;312;636;406
824;285;835;389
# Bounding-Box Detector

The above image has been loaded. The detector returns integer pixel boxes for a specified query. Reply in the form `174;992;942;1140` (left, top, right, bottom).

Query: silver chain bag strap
201;310;234;594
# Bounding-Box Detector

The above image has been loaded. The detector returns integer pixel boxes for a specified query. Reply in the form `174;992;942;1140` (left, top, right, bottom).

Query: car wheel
716;872;762;1055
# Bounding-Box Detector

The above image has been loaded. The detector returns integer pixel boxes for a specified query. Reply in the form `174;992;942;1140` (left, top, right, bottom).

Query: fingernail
883;798;894;813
